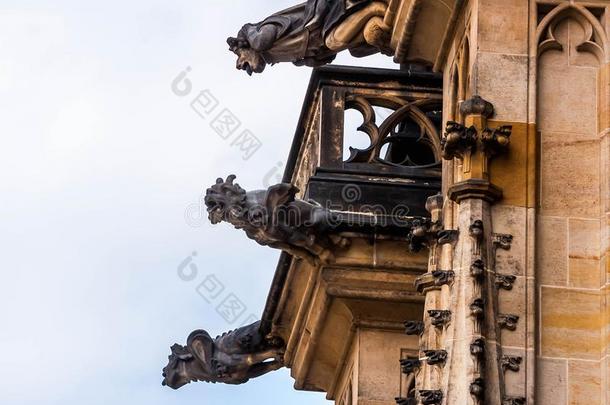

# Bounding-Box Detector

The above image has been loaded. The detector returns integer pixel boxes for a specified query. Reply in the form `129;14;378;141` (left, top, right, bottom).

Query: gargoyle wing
187;330;215;370
264;183;299;211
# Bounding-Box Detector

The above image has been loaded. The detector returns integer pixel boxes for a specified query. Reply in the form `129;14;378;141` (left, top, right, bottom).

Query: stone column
407;96;519;405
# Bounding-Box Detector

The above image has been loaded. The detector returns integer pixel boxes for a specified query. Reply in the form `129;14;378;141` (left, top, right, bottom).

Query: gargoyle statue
205;175;349;264
227;0;392;75
162;321;284;388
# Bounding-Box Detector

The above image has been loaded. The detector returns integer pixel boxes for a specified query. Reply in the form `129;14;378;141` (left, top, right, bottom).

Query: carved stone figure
441;121;477;160
162;321;284;388
469;298;485;320
400;357;421;374
501;356;522;373
404;320;425;336
498;314;519;331
470;378;485;399
227;0;391;75
470;259;486;280
205;175;349;264
495;274;517;290
424;350;447;366
428;310;452;328
419;390;443;405
470;338;485;358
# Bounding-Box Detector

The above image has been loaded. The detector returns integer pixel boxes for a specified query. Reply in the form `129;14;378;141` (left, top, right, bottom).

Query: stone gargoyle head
227;26;268;76
204;175;250;227
203;175;350;264
162;330;219;389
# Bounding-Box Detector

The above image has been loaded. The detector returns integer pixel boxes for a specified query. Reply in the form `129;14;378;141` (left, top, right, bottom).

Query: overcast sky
0;1;395;404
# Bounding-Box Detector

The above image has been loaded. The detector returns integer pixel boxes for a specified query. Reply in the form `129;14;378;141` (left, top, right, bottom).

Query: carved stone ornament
503;396;526;405
428;310;452;328
407;219;459;253
415;271;454;293
470;299;485;320
419;390;443;405
501;356;522;373
404;320;425;336
441;121;477;160
459;95;495;118
470;220;484;256
424;350;448;366
400;357;422;374
470;338;486;358
228;0;392;75
498;314;520;331
162;321;284;388
495;274;517;291
437;229;459;245
470;378;485;399
470;259;486;280
432;270;455;287
481;125;512;156
492;233;513;251
469;220;484;242
205;175;349;264
407;218;435;252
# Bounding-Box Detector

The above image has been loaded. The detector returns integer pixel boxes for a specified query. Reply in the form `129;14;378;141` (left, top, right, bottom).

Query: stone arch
458;36;471;101
536;3;608;63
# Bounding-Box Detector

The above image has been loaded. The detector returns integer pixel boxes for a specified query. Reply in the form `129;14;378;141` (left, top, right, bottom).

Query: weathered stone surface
537;358;567;404
568;360;602;405
538;216;568;286
541;287;603;360
476;52;528;122
478;0;528;55
538;60;599;137
492;205;526;276
539;140;600;218
569;218;601;261
497;275;526;348
569;258;602;289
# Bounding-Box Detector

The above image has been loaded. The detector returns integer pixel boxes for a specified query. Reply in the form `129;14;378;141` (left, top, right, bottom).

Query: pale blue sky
0;1;395;404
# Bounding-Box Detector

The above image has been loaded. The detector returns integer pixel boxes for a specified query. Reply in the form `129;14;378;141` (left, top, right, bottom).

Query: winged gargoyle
227;0;392;75
162;321;284;388
204;175;349;264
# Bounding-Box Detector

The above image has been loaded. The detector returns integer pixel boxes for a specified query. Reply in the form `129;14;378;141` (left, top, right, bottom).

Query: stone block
568;360;602;404
358;329;413;403
541;287;602;360
601;136;610;214
478;0;529;55
335;237;374;267
569;218;601;260
569;258;602;289
492;204;526;276
374;238;428;270
606;286;610;352
537;357;567;404
502;347;526;396
490;123;536;208
498;275;526;348
539;140;600;217
475;52;528;122
537;216;568;286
